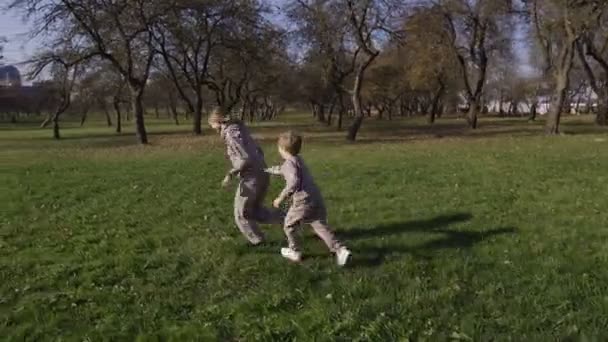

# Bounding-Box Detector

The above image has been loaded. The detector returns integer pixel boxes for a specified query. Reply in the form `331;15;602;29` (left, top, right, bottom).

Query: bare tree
204;4;281;114
153;1;252;135
525;0;605;134
440;0;513;129
288;0;352;125
287;0;401;140
577;6;608;126
401;4;460;124
29;52;83;139
344;0;398;141
10;0;172;144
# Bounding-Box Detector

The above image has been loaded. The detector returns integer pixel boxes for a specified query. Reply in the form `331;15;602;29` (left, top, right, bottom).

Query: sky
0;10;37;66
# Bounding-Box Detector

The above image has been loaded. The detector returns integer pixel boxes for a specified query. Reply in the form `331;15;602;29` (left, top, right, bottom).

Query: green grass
1;115;608;340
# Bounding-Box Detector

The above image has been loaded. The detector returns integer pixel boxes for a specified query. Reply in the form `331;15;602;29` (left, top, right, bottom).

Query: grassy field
2;114;608;340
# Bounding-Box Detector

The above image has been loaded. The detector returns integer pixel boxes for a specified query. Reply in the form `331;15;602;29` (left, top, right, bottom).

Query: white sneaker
336;247;351;267
281;248;302;262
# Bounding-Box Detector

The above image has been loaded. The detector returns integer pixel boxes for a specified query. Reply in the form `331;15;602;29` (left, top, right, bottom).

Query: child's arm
224;128;251;177
273;161;299;207
264;166;282;175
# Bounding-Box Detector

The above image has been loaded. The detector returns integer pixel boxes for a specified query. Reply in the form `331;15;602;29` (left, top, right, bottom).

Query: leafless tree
29;51;84;139
10;0;173;144
525;0;605;134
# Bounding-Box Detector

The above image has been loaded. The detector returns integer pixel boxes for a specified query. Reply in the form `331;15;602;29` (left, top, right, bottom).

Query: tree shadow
340;213;473;240
338;213;517;268
416;226;517;251
349;226;517;268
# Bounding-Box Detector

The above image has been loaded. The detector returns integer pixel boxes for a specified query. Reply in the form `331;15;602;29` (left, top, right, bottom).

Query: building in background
0;65;22;87
0;65;56;121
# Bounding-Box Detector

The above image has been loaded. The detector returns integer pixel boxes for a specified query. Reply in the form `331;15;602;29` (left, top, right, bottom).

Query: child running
208;107;283;246
266;131;351;266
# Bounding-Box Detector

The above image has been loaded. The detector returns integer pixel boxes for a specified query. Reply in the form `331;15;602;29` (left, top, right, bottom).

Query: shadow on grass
340;213;517;268
240;213;516;268
340;213;473;240
350;226;517;268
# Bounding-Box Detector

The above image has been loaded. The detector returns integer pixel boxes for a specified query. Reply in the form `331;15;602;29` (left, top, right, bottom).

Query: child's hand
273;197;282;208
221;174;232;188
265;166;281;175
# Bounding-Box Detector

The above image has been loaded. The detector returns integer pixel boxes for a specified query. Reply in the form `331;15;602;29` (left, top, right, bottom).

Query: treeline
2;0;608;141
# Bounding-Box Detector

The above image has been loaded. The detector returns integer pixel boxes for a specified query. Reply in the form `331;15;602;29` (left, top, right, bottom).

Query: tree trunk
51;102;68;140
80;108;89;127
347;67;365;141
173;111;180;125
376;104;384;120
102;104;113;127
512;101;519;117
576;40;606;125
546;77;568;135
240;101;247;121
399;99;406;117
193;94;203;135
546;57;574;135
113;98;122;134
347;116;364;141
250;98;257;123
170;106;179;125
317;104;326;123
40;113;52;128
337;94;345;131
429;110;437;125
52;113;60;140
596;101;608;126
155;104;160;119
498;92;504;116
131;86;148;144
466;98;479;129
529;102;537;122
574;97;582;115
546;39;575;135
327;97;336;126
429;84;444;125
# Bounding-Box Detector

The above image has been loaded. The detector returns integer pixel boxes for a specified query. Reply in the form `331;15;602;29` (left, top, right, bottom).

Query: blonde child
267;131;351;266
208;107;283;245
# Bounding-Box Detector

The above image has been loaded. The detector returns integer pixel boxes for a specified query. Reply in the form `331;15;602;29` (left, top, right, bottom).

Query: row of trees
290;0;608;137
4;0;608;142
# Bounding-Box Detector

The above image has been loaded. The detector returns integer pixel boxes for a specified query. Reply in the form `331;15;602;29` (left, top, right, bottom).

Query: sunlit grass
1;114;608;340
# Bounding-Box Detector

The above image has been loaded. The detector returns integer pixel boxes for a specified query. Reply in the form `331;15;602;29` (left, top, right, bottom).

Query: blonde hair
208;106;228;125
208;106;242;126
278;130;303;155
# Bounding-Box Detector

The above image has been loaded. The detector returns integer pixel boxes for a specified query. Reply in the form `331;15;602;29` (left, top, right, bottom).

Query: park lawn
1;116;608;341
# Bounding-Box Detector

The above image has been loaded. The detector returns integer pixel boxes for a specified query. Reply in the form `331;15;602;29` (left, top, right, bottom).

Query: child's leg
234;180;265;244
251;173;284;224
284;205;305;251
310;219;343;253
283;223;301;251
